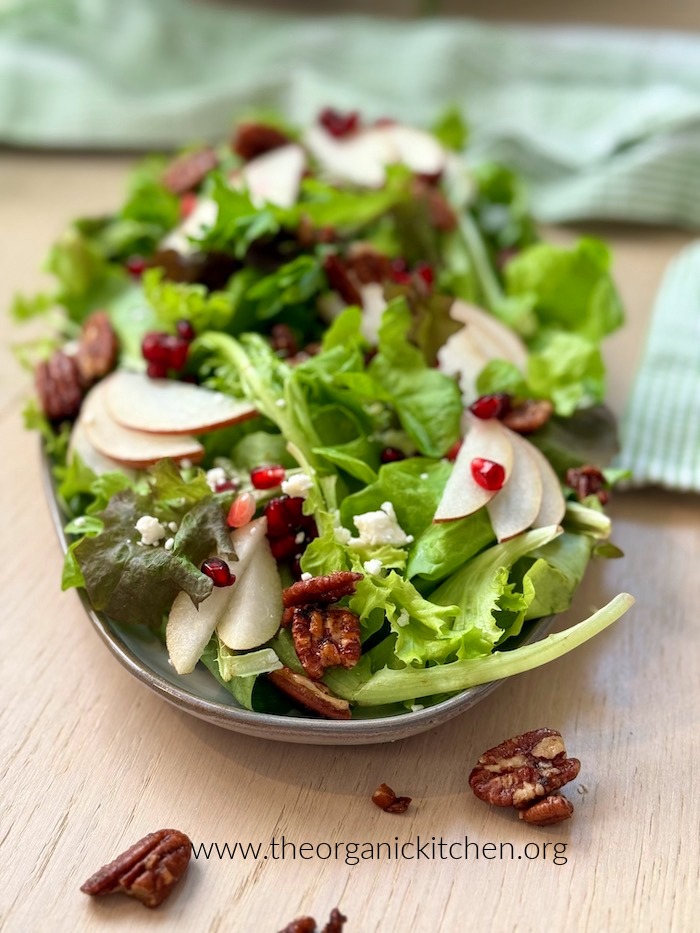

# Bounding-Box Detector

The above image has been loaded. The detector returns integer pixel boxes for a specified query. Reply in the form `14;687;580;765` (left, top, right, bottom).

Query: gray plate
43;447;553;745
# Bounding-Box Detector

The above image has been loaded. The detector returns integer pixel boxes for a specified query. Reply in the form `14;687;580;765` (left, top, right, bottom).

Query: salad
15;107;634;720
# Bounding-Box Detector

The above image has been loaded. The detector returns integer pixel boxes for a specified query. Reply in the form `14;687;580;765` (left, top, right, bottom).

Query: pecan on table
267;667;351;720
322;908;348;933
35;350;83;422
282;572;364;609
519;794;574;826
469;728;580;810
502;399;554;435
162;147;218;194
279;908;347;933
289;606;361;681
75;311;118;386
565;465;610;505
80;828;191;909
233;122;291;161
372;783;412;814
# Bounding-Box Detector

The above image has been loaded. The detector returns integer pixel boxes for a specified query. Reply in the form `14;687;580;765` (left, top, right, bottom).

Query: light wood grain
1;147;699;933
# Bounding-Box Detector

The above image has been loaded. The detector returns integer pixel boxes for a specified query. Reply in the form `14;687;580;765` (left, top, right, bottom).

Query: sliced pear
487;431;543;542
241;143;306;208
378;123;446;177
437;326;495;402
450;300;528;369
81;381;203;468
69;418;136;478
160;196;218;255
165;518;268;674
359;282;387;343
434;413;514;522
217;537;282;650
104;371;257;436
526;441;567;528
304;124;390;187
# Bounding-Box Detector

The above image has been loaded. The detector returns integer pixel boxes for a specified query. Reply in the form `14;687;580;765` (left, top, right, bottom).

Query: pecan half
502;399;554;435
162;148;218;194
75;311;118;386
519;794;574;825
233;122;291;161
322;908;348;933
469;728;580;810
323;254;362;307
268;667;351;720
80;829;191;909
290;606;361;681
412;178;457;231
282;572;363;609
35;351;83;422
372;783;412;814
565;465;609;505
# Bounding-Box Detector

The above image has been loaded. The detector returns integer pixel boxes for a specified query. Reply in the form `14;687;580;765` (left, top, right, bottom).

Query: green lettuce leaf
430;106;469;151
406;510;494;583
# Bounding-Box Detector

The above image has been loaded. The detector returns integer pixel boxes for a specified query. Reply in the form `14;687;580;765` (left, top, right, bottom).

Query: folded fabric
3;0;700;226
615;243;700;491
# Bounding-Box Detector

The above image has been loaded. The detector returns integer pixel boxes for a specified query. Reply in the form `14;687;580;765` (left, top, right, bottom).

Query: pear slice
81;380;203;468
104;371;257;436
450;301;528;369
359;282;387;343
304;124;390;187
434;413;514;522
486;431;543;542
160;196;218;255
527;441;567;528
378;123;446;177
437;326;496;402
217;537;282;650
241;143;306;208
165;518;268;674
69;418;136;478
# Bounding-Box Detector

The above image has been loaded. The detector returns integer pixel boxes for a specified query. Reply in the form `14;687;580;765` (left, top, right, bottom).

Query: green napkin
3;0;700;226
614;244;700;491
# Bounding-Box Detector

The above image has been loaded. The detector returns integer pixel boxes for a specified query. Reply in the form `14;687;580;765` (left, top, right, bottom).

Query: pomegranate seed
250;465;286;490
269;534;298;561
227;492;256;528
142;332;172;365
285;496;306;525
125;256;148;278
265;497;295;538
291;556;304;579
214;479;239;494
166;336;189;371
445;439;462;461
380;447;406;464
414;262;434;289
470;393;513;420
176;319;196;343
179;192;198;219
471;457;506;491
390;268;412;286
146;360;169;379
201;557;235;587
318;107;360;138
300;517;318;541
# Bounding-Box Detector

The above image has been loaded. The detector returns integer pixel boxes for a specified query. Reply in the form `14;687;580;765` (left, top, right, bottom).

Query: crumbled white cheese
180;459;193;469
301;572;313;581
281;472;314;499
335;525;352;545
363;558;383;576
410;703;425;712
295;531;305;545
135;515;166;547
168;522;179;533
73;516;86;528
420;472;429;481
164;537;175;551
349;501;413;548
275;398;287;408
396;609;410;628
206;467;227;492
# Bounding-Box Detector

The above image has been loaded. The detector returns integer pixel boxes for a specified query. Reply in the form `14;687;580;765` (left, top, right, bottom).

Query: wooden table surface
1;149;699;933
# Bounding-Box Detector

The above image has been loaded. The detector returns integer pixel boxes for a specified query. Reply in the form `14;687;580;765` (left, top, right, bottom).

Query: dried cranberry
201;557;235;587
471;457;506;491
318;107;360;138
125;256;148;278
380;447;406;464
445;439;462;461
250;465;286;490
179;192;198;219
565;465;609;505
176;319;196;343
227;492;256;528
470;393;512;420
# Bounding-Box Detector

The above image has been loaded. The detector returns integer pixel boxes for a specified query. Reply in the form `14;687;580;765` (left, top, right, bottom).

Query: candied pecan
502;399;554;435
268;667;351;720
279;918;317;933
469;728;580;810
290;606;361;680
162;148;218;194
565;465;609;505
282;571;364;609
372;783;412;814
74;310;118;386
345;246;393;285
519;794;574;826
35;351;83;422
80;829;191;909
322;908;347;933
233;122;291;161
412;178;457;231
323;254;362;306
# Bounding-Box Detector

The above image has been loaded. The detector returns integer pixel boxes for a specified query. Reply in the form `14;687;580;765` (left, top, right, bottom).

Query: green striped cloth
615;244;700;491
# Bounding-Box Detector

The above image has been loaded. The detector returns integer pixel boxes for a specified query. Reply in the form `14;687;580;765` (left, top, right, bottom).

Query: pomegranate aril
284;496;306;525
414;262;434;289
250;465;286;490
125;256;148;278
201;557;235;587
176;319;196;343
166;336;189;371
227;492;256;528
146;360;169;379
380;447;406;464
470;393;512;420
214;479;239;494
318;107;360;138
269;534;298;561
471;457;506;491
445;439;462;461
142;332;172;365
265;497;295;538
179;192;198;219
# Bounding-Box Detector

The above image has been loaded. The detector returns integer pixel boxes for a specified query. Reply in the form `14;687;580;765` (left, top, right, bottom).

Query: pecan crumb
279;908;347;933
502;398;554;435
469;728;579;819
267;667;351;720
80;829;191;909
162;148;218;194
565;465;610;505
372;783;412;814
519;794;574;825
